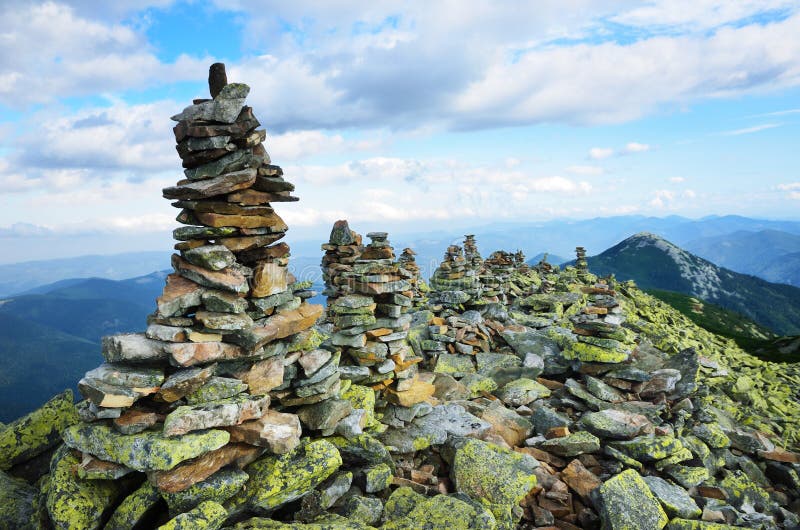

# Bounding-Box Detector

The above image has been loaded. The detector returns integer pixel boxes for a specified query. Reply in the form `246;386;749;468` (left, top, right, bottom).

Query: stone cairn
575;246;588;276
61;63;367;519
320;219;364;308
480;250;516;305
329;232;428;406
428;244;482;309
398;247;427;307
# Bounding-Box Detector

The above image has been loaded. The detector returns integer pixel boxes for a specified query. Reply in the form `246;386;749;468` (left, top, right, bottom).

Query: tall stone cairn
63;64;350;510
328;232;429;406
575;246;588;274
320;219;364;307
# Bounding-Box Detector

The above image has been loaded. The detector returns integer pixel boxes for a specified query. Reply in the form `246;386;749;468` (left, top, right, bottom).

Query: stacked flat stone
565;279;633;364
479;250;516;305
66;64;332;505
463;234;483;271
320;220;364;307
329;233;429;406
398;247;427;307
575;246;588;275
428;244;482;309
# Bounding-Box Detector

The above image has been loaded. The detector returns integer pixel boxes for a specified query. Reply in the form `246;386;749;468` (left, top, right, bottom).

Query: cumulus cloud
0;2;207;107
778;182;800;199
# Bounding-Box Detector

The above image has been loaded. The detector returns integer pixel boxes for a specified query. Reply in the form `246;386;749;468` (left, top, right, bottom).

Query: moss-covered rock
46;447;123;530
162;468;248;513
642;476;701;519
382;487;496;530
562;341;629;363
228;439;342;512
157;500;227;529
495;378;550;407
609;435;684;462
228;515;375;528
105;480;164;530
664;520;742;529
61;423;229;471
538;431;601;457
0;390;78;470
446;438;537;529
594;469;668;530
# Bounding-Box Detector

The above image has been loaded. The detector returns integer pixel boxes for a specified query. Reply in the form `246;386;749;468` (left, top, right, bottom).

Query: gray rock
643;476;702;519
183;245;236;271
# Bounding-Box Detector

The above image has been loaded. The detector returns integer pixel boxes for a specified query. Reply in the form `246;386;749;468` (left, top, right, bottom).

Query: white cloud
0;2;208;107
777;182;800;190
682;189;697;199
649;189;675;208
567;165;604;175
669;176;686;183
624;142;651;153
721;123;782;136
589;147;614;160
268;130;383;161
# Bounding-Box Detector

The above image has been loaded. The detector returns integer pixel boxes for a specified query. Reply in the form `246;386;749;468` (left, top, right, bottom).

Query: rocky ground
0;261;798;529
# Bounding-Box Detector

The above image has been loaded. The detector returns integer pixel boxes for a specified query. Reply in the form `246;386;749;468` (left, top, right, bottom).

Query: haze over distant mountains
4;214;800;297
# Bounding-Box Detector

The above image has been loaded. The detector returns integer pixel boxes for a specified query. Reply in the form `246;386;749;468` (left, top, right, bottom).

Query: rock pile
429;244;482;309
1;63;799;530
480;250;516;305
397;247;427;307
320;220;364;306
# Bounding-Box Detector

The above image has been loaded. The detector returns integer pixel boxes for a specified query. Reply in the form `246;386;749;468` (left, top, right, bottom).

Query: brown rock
195;211;288;230
162;168;256;200
251;261;288;297
546;426;571;439
166;341;247;366
235;356;285;395
171;254;249;294
157;274;204;318
236;242;291;264
217;234;284;252
158;365;216;402
385;379;435;407
560;459;601;500
231;303;323;351
149;443;262;493
173;200;274;216
227;188;298;205
758;448;800;463
113;409;161;435
226;410;301;454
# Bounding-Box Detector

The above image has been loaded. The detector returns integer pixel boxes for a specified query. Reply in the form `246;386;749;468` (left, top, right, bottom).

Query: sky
1;0;799;263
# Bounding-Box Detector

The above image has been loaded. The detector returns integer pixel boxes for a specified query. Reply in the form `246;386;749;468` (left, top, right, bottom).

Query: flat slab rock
163;394;270;436
62;423;229;471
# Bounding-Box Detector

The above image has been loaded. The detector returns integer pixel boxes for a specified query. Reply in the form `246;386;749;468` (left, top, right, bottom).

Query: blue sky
1;0;799;262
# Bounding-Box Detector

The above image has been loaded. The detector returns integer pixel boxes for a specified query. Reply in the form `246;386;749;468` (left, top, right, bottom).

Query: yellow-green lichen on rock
227;439;342;513
0;390;78;471
445;437;537;529
105;480;163;530
61;423;229;471
381;487;496;530
562;340;629;363
158;500;228;529
595;468;668;530
340;384;380;430
45;447;123;530
229;514;376;529
664;520;744;529
162;468;248;514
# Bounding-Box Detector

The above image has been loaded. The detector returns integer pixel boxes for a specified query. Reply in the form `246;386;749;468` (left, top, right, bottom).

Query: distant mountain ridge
585;232;800;336
685;229;800;287
0;272;166;421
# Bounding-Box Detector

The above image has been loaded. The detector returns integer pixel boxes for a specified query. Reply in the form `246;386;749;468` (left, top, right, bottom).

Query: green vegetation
647;289;800;363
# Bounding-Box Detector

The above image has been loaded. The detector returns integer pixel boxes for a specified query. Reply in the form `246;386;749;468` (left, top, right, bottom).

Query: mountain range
585;232;800;336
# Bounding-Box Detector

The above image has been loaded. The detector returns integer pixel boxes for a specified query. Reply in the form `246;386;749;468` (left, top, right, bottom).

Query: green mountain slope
0;272;165;421
586;232;800;335
0;311;100;421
